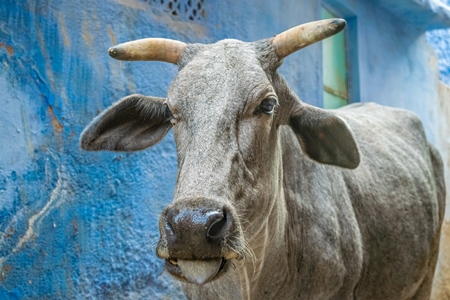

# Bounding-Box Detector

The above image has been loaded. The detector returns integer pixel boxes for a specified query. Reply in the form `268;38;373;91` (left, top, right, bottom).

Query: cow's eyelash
254;96;278;115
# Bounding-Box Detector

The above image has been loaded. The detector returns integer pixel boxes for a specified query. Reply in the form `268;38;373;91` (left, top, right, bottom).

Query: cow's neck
235;136;292;299
234;73;303;299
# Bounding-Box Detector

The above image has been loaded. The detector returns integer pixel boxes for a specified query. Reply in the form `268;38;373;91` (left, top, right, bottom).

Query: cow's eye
164;105;177;125
259;97;278;115
165;105;172;117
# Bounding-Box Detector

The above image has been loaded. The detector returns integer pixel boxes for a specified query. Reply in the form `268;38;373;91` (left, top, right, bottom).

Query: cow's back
280;102;445;299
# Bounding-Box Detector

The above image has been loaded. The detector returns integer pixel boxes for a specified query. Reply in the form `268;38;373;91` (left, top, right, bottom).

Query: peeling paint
0;170;66;269
20;106;35;159
34;18;57;96
60;86;69;106
0;265;13;282
81;12;95;50
0;208;25;250
5;45;13;55
5;228;14;239
57;12;71;48
47;105;64;134
114;0;146;10
107;25;117;46
15;175;61;250
0;43;14;55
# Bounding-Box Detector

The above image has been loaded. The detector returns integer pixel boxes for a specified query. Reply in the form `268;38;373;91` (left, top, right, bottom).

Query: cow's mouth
165;257;227;285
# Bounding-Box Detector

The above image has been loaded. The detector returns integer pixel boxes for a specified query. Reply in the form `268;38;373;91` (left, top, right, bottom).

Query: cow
80;19;446;299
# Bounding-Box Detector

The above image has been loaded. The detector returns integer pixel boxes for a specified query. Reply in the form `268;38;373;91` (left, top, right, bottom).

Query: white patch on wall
0;168;70;268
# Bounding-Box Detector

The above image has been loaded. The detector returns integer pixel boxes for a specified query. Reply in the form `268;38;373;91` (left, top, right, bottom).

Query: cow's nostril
165;219;176;237
207;213;227;238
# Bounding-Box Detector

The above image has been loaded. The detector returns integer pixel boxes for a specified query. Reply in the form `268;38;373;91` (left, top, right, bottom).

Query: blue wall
0;1;320;298
428;28;450;86
427;0;450;86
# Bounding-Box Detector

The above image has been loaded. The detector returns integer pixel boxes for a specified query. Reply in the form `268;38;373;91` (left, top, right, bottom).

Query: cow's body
183;103;445;300
81;19;445;299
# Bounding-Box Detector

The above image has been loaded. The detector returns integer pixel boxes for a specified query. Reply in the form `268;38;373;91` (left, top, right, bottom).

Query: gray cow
81;19;445;299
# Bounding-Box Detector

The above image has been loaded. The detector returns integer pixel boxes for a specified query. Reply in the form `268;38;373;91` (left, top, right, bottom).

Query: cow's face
167;40;287;218
80;19;359;285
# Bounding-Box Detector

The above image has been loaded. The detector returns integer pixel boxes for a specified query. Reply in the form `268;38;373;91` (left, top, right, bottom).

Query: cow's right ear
80;94;172;152
288;100;360;169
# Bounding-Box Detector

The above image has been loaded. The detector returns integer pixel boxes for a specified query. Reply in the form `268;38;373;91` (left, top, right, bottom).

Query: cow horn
272;18;346;59
108;38;187;64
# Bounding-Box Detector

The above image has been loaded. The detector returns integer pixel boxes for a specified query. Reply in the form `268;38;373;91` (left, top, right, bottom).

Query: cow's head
80;19;359;285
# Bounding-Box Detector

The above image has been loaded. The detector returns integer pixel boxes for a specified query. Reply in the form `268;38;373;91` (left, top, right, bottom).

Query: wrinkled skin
81;37;445;299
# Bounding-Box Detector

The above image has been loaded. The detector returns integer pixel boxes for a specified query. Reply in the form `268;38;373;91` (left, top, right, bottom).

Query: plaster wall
431;82;450;300
425;2;450;299
428;28;450;86
427;0;450;86
351;1;441;143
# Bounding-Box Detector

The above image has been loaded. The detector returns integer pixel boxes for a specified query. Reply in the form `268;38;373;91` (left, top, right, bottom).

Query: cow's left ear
289;101;360;169
80;94;172;152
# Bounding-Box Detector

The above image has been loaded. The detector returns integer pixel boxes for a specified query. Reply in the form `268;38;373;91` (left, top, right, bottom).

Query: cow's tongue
177;258;222;285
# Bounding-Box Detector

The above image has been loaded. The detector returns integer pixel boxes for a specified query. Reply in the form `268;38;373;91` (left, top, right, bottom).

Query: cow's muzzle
156;199;242;285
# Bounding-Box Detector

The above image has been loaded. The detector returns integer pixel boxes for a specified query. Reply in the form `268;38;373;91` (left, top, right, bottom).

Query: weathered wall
427;0;450;87
424;2;450;299
431;82;450;300
428;28;450;87
0;0;320;299
330;0;440;143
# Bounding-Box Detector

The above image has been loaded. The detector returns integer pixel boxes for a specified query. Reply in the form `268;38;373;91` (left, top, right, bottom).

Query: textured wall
428;28;450;86
427;0;450;86
431;82;450;300
427;3;450;299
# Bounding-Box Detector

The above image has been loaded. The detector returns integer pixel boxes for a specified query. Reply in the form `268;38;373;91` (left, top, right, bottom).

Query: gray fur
80;35;445;300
